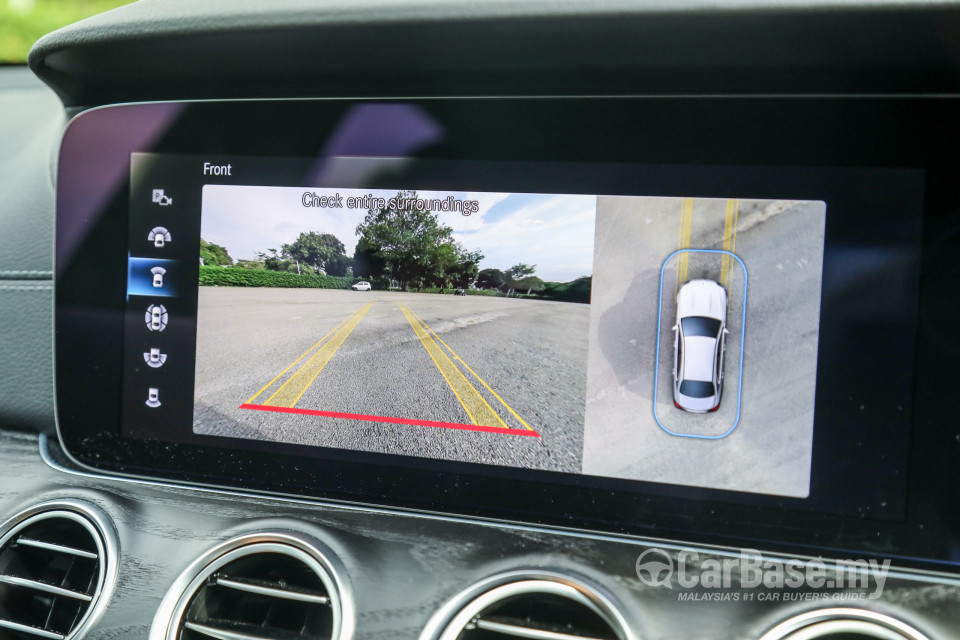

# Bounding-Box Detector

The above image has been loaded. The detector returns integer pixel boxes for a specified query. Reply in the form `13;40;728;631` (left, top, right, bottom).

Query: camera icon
152;189;173;206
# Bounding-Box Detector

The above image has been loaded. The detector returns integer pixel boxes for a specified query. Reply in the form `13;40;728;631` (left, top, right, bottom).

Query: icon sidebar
125;155;201;433
136;186;178;411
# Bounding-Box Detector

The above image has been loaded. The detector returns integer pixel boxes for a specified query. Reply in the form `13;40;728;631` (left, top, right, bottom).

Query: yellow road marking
730;198;740;284
399;303;508;429
721;198;739;287
675;197;694;296
407;306;534;431
245;313;355;404
262;301;375;408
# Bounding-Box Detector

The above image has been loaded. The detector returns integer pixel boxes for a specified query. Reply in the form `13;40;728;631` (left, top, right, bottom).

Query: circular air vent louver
423;573;634;640
0;502;115;640
156;533;351;640
758;608;931;640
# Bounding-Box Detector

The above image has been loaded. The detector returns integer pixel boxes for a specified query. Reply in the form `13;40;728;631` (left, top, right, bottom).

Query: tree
282;232;352;276
425;242;460;288
256;248;298;273
352;237;386;280
449;247;484;289
515;275;545;294
476;268;506;290
503;263;537;294
200;238;233;266
419;243;484;289
505;263;537;282
355;192;456;289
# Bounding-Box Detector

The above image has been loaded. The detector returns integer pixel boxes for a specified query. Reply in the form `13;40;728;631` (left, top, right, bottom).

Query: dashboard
1;1;960;640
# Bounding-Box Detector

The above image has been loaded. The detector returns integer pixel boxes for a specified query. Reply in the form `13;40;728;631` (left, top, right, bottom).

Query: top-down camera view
583;196;826;498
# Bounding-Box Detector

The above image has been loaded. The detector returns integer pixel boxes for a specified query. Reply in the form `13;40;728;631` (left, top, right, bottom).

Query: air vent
422;573;634;640
758;608;931;640
0;502;115;640
155;533;352;640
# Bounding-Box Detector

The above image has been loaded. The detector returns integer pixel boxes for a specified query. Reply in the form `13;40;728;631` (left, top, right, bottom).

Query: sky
201;186;597;282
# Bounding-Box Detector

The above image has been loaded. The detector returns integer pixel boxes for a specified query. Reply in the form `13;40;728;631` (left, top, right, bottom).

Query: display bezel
55;97;960;570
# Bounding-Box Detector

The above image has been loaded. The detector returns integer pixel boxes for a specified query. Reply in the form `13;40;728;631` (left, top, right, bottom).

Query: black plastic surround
55;97;960;570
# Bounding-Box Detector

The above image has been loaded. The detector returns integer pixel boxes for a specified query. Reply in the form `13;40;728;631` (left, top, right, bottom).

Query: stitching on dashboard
0;284;53;291
0;270;53;278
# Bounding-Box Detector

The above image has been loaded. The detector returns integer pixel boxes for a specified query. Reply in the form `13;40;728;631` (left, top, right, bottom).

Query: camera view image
193;186;596;472
194;185;826;489
583;197;826;498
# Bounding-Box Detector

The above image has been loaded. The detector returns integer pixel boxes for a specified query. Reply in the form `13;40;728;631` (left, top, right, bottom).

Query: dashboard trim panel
37;434;960;590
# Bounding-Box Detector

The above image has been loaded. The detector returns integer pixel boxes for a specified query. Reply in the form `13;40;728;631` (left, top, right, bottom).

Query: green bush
199;266;359;289
541;276;592;303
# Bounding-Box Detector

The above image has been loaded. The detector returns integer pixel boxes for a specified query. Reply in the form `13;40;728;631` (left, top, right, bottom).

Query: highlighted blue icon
128;256;177;298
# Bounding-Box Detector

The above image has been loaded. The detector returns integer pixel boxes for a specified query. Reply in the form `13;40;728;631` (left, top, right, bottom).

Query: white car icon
672;279;729;413
145;304;168;332
351;281;372;291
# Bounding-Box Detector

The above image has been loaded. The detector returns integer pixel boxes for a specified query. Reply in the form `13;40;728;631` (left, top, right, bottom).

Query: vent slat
0;509;107;640
15;538;98;560
0;618;66;640
183;621;288;640
0;574;93;601
476;619;608;640
176;544;339;640
434;579;624;640
215;576;330;605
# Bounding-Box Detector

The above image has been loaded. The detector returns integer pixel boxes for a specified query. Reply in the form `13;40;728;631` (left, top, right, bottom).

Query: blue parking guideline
653;248;748;440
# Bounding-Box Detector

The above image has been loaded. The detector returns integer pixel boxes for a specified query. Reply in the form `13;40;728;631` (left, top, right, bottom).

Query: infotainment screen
118;147;832;499
175;181;826;499
116;146;921;516
56;98;959;568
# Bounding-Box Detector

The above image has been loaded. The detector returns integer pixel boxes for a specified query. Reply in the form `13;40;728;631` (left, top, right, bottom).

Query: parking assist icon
145;387;161;408
148;226;171;247
145;304;168;332
151;266;166;288
144;348;167;368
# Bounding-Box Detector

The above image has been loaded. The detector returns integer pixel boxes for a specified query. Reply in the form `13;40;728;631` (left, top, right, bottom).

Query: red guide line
239;404;541;437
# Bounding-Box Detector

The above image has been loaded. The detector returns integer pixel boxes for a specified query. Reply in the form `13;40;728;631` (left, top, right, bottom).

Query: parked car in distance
351;281;372;291
672;279;729;413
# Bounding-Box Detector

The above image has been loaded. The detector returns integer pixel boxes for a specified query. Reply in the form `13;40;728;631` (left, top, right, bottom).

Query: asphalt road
583;197;825;498
193;289;589;472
